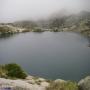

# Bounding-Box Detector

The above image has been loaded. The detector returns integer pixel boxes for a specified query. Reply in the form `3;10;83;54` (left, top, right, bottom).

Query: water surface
0;32;90;81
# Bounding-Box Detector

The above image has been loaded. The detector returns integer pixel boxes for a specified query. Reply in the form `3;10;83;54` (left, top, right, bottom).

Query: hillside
0;11;90;36
37;11;90;35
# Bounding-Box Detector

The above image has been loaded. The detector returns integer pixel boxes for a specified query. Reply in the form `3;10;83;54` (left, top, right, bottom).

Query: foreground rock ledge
78;76;90;90
0;76;90;90
0;76;49;90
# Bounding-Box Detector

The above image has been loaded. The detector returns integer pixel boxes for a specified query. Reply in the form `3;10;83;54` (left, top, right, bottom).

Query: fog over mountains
0;0;90;22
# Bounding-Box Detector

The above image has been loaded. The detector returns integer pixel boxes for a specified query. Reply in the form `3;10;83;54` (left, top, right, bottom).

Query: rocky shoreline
0;75;90;90
0;24;90;37
0;75;49;90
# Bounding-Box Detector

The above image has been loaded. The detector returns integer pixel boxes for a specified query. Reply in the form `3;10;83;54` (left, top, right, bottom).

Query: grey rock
78;76;90;90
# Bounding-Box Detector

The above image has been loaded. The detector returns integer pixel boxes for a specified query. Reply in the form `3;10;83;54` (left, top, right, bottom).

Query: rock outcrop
0;76;49;90
0;25;28;34
1;76;90;90
78;76;90;90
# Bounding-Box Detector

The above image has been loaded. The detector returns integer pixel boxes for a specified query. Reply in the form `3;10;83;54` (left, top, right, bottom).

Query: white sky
0;0;89;22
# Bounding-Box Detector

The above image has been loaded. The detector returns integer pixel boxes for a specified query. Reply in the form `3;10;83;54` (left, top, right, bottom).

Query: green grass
46;81;78;90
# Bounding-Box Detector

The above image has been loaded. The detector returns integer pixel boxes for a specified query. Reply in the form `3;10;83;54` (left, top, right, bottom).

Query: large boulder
78;76;90;90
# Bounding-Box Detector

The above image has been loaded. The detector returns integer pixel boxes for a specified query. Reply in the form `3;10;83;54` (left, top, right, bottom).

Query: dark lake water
0;32;90;81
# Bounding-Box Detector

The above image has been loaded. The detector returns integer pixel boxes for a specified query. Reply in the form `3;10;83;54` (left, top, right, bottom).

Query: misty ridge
12;10;90;29
0;0;90;36
0;0;90;22
0;10;90;35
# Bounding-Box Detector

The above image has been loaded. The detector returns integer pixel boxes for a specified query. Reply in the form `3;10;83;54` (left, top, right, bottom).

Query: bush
33;28;43;32
47;80;78;90
5;63;27;79
0;65;8;78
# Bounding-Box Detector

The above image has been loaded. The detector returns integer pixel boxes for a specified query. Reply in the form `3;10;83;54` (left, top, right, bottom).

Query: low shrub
0;63;27;79
47;80;78;90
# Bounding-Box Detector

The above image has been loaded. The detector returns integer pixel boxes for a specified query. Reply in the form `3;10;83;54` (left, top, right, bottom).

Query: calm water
0;32;90;81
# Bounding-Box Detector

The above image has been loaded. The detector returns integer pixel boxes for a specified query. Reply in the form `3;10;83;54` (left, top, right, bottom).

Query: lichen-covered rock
78;76;90;90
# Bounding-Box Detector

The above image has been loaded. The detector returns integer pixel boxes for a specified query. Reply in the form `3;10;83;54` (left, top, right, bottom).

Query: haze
0;0;90;22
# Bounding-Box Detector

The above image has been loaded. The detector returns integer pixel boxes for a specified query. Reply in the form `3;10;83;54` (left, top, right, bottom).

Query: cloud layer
0;0;89;22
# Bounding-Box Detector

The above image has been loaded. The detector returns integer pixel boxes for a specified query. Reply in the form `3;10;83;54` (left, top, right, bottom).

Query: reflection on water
0;34;14;39
85;36;90;47
0;34;18;40
88;36;90;47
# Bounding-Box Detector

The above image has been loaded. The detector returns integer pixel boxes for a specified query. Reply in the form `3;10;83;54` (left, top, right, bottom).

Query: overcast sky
0;0;90;22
